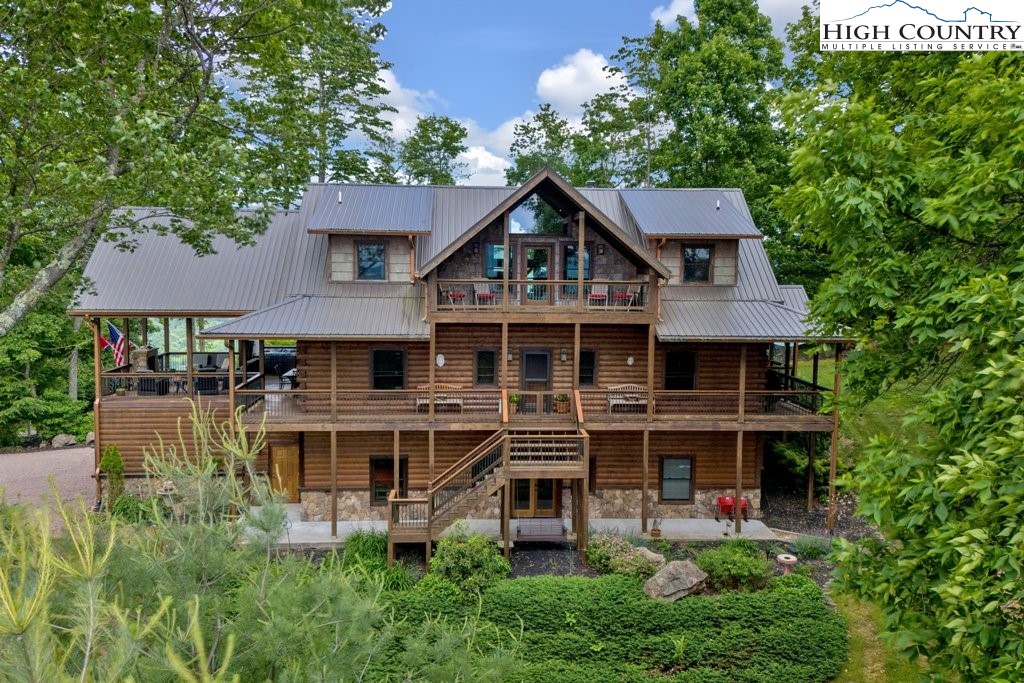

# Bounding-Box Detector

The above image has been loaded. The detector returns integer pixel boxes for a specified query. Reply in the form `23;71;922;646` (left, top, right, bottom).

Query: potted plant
553;393;571;414
115;384;126;397
508;393;520;414
650;518;662;538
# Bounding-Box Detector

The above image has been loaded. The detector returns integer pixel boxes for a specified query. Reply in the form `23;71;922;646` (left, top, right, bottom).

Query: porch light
472;242;479;255
560;348;568;362
597;243;605;256
626;356;635;366
507;348;513;361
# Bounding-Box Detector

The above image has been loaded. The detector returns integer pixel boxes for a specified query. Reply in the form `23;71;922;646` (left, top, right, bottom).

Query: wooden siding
301;430;495;489
294;335;767;392
589;431;758;490
99;399;235;473
328;235;412;283
656;239;738;286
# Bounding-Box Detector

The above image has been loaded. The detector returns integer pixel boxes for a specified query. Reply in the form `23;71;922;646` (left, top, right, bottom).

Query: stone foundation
300;490;386;522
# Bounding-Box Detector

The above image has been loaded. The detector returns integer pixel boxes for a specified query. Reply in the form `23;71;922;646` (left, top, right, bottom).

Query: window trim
474;347;498;387
681;243;714;284
370;348;406;390
664;349;698;391
562;241;594;281
578;348;598;387
659;455;695;504
355;240;388;281
370;455;408;506
484;243;512;280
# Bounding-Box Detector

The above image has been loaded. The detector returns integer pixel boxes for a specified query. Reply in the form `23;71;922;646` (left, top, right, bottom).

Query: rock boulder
85;431;95;446
637;546;666;567
644;560;708;601
51;434;77;448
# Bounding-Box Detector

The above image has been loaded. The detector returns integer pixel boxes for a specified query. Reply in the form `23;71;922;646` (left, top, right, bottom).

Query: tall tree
0;0;393;337
781;48;1024;679
505;104;579;185
399;115;469;185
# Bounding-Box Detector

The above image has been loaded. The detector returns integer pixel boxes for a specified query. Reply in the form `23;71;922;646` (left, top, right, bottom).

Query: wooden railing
100;370;236;398
233;388;505;423
429;431;507;523
387;490;429;534
508;433;585;467
508;391;577;422
436;279;648;313
577;388;826;422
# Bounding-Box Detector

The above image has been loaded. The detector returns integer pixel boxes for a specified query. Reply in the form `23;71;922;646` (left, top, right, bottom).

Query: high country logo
820;0;1024;51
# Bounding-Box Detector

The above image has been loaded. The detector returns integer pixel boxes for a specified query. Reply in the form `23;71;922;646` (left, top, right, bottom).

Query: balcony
434;279;650;315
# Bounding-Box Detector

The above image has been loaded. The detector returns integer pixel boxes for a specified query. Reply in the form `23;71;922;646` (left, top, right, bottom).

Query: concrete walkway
267;506;778;547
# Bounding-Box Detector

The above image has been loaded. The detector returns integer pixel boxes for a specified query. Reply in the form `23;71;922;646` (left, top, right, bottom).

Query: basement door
270;445;300;503
513;478;559;517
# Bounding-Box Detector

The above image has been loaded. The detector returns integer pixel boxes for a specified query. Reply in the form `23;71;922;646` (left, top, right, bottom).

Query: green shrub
385;574;470;622
585;532;662;579
792;534;833;560
342;529;388;568
110;493;147;524
695;540;772;592
99;444;125;505
430;522;510;594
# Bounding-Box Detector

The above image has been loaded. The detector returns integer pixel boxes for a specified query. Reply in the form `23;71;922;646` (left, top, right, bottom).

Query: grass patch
832;593;928;682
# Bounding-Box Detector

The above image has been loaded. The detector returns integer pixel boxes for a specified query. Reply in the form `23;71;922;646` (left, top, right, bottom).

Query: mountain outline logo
827;0;1021;24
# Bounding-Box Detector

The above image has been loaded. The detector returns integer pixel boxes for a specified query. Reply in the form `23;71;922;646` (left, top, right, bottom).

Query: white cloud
650;0;695;24
535;49;624;117
377;70;444;137
458;146;510;186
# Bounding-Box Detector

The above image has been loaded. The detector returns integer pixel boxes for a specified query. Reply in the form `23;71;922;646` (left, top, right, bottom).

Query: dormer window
682;245;713;283
356;241;387;280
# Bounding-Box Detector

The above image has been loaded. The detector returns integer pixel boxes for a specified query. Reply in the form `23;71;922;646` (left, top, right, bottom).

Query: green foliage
110;493;146;524
793;535;833;561
430;522;511;594
781;30;1024;679
696;540;773;592
99;444;125;504
585;532;662;579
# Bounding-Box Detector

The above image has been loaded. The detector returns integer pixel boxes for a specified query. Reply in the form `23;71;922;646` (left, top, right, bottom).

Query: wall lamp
560;348;568;362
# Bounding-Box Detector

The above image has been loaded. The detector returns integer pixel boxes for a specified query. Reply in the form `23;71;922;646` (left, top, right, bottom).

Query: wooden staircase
387;428;589;554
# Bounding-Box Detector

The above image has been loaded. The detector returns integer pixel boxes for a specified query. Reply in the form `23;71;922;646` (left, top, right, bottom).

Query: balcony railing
99;370;239;399
578;388;826;422
234;388;506;423
436;279;648;313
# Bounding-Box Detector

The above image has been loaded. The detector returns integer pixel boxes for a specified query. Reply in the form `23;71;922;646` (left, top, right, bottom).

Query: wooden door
513;478;559;517
271;445;300;503
521;350;551;414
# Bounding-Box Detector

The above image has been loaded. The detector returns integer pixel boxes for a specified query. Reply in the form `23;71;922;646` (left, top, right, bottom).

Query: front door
513;478;559;517
522;246;551;304
271;445;300;503
521;350;551;414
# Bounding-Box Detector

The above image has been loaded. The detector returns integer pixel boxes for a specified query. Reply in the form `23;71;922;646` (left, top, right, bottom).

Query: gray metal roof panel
577;188;645;246
619;188;761;237
199;286;428;339
305;184;434;233
657;299;826;341
416;186;516;270
779;285;809;313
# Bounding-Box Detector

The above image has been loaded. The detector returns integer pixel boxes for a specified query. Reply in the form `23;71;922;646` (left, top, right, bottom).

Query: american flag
101;321;127;366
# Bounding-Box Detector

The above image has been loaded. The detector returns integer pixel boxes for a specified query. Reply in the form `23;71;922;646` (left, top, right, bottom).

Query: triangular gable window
509;195;568;235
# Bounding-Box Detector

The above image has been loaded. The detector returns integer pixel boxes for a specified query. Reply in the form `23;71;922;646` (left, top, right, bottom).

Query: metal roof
779;285;809;312
199;286;428;339
619;189;762;238
657;299;837;342
417;186;516;271
74;208;302;315
305;184;433;234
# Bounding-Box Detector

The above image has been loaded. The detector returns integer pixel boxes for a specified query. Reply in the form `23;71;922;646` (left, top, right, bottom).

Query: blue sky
375;1;802;185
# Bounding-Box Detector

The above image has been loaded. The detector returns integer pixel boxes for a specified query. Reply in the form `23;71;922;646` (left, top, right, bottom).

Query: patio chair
474;282;497;305
613;284;641;307
441;285;467;306
587;283;608;306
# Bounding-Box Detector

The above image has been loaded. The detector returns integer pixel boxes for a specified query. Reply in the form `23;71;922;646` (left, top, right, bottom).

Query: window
372;349;405;389
682;245;713;283
665;350;697;390
356;241;387;280
661;457;693;502
371;456;408;505
485;244;512;279
578;350;597;386
563;244;592;280
475;349;497;386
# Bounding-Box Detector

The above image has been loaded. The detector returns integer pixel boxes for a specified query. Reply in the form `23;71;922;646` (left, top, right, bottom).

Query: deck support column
573;323;581;389
162;318;170;362
90;318;103;505
576;211;585;312
646;324;655;421
330;343;337;422
502;211;510;313
428;429;435;481
393;430;400;498
330;429;338;538
827;344;843;533
140;318;148;348
185;318;194;399
735;344;747;534
806;433;817;512
580;434;590;553
428;321;436;420
503;479;511;558
258;340;265;380
642;429;649;534
500;321;509;388
227;340;236;434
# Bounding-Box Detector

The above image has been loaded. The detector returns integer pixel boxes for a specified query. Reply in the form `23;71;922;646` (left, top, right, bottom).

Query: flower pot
554;401;570;414
115;387;126;397
650;528;662;538
509;402;519;415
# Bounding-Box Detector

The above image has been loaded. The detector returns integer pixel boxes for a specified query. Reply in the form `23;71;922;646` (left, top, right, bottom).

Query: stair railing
428;430;507;521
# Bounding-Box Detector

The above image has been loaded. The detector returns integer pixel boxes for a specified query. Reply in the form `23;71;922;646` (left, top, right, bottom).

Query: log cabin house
73;168;844;559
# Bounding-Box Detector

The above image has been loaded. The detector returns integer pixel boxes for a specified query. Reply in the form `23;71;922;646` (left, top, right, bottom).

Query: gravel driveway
0;446;96;519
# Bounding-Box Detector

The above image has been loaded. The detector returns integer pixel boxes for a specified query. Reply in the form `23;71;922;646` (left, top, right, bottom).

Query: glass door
521;350;550;414
512;478;559;517
523;246;550;304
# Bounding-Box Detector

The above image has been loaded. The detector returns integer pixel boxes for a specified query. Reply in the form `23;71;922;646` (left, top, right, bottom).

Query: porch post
735;344;747;534
806;433;817;512
330;429;338;538
185;318;194;398
827;344;843;533
428;429;435;481
141;318;148;348
812;352;820;390
642;429;649;533
428;321;436;420
122;317;130;360
330;343;338;422
646;324;655;421
580;434;590;552
792;342;799;379
90;318;103;504
500;321;509;387
258;340;265;379
162;318;170;363
502;211;510;313
576;211;584;312
227;340;236;432
393;430;400;497
573;323;581;389
503;479;511;558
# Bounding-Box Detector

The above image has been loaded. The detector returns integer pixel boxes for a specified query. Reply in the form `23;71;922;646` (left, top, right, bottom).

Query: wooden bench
607;383;648;413
516;517;566;542
416;383;464;412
